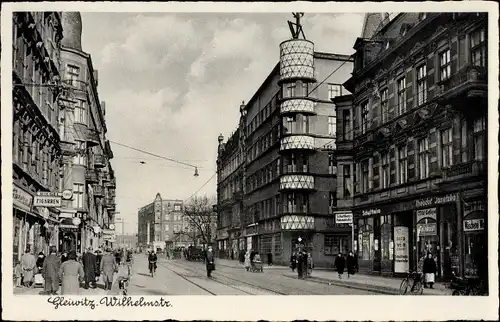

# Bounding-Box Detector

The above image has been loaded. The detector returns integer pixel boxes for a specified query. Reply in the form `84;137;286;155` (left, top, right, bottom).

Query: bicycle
399;271;424;295
149;261;157;277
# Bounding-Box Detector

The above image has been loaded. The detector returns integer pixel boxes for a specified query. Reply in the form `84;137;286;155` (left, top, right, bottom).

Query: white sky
80;12;364;234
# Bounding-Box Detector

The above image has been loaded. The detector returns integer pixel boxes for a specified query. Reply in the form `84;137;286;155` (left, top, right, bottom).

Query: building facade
343;12;487;279
137;193;185;250
12;12;64;262
216;15;354;267
215;114;245;258
57;12;116;253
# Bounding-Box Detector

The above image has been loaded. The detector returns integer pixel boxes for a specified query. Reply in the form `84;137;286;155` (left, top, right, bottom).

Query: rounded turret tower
61;12;82;50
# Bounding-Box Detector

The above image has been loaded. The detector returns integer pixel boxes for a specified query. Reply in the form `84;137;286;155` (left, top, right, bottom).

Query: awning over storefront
59;218;80;232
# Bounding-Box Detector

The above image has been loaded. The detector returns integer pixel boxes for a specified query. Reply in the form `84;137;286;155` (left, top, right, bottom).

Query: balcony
94;154;106;168
100;172;110;182
279;39;316;84
93;185;104;197
60;141;76;156
280;135;315;153
62;79;87;92
86;128;100;147
436;65;487;104
280;174;315;191
106;177;116;188
280;98;316;116
280;215;315;230
85;169;99;183
441;160;487;183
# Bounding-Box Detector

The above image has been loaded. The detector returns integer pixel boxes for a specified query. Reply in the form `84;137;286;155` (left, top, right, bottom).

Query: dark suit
82;251;97;288
43;254;61;294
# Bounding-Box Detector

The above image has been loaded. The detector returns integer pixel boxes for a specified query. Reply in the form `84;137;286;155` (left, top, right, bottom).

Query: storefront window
273;233;281;255
324;235;348;256
13;215;21;263
380;215;392;261
358;218;373;261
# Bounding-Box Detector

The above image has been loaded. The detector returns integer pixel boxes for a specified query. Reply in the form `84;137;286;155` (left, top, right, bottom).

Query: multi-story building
343;12;487;280
137;193;184;250
215;110;245;258
216;14;353;267
12;12;64;262
57;12;116;253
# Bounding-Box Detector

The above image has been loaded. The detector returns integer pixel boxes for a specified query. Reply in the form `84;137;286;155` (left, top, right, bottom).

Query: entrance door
373;216;381;272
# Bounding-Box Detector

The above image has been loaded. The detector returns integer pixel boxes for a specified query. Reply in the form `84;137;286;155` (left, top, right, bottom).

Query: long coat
423;257;437;274
21;253;36;282
95;254;103;277
43;254;61;292
334;256;346;274
59;259;84;295
82;252;97;282
244;252;251;268
100;254;118;282
346;255;357;275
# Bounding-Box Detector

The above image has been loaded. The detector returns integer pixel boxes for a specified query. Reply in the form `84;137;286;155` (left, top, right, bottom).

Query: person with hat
21;247;36;287
82;247;97;289
59;251;84;295
100;248;118;290
42;246;61;295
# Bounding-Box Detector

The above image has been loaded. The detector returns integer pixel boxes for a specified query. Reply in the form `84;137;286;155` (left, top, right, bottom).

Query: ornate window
439;49;451;80
327;83;342;100
343;165;352;197
397;77;406;115
398;145;408;184
416;64;427;106
473;116;486;161
441;128;453;167
328;116;336;136
418;137;430;179
380;88;389;123
381;152;389;189
361;101;369;134
470;28;486;67
72;183;85;209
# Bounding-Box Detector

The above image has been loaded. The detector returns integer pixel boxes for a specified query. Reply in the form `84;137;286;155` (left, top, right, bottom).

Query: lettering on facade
415;194;457;208
362;208;381;216
464;200;485;214
34;196;62;207
463;219;484;232
416;208;437;223
417;223;437;236
13;185;33;212
335;212;353;224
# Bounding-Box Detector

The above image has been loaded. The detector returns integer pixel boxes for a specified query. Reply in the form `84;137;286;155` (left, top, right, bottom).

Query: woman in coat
21;249;36;287
244;250;251;271
423;252;437;289
59;251;84;295
346;251;357;278
334;253;346;279
100;248;118;290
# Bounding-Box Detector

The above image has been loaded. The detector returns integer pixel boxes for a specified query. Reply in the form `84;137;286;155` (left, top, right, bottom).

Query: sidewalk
283;269;451;295
215;258;289;270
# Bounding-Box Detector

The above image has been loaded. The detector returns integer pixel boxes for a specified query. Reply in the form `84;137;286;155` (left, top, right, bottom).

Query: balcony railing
86;128;100;147
280;135;315;152
62;78;87;92
94;154;106;168
280;174;315;191
85;169;99;183
93;185;104;197
106;177;116;188
436;65;487;100
442;160;486;182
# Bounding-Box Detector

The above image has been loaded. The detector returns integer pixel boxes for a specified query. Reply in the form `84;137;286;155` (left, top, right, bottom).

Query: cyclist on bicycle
125;248;133;275
148;250;157;276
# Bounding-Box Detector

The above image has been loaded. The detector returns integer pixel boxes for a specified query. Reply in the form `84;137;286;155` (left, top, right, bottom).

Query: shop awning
59;218;80;232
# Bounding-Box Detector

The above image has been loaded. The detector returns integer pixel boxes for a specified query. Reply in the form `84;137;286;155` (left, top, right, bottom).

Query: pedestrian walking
334;253;346;279
14;260;23;288
42;246;61;295
61;251;68;263
307;252;313;277
267;252;273;266
205;245;215;277
423;252;437;289
346;251;357;278
82;247;97;289
21;248;36;287
101;248;118;290
95;249;103;283
115;249;121;266
297;251;304;279
36;252;46;274
244;250;251;271
59;251;84;295
290;252;297;272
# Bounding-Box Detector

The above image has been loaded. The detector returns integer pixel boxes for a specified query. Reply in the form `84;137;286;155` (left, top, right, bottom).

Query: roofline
245;62;280;110
313;52;354;61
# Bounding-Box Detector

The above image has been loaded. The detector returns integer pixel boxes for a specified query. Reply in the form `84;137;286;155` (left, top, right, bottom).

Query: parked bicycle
448;272;486;296
399;271;424;295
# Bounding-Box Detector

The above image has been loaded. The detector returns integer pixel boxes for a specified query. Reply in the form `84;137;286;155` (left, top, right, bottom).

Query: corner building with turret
216;15;353;267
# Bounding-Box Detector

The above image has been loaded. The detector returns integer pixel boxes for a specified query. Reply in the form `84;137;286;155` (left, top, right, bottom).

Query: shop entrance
60;231;78;253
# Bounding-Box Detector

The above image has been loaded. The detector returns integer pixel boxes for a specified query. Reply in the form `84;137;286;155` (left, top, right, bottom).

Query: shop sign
62;189;73;200
102;229;115;235
417;223;437;236
13;185;33;212
36;207;50;220
463;219;484;232
394;226;410;273
72;217;81;226
415;194;457;209
361;208;381;217
34;195;62;207
416;208;437;223
335;212;353;224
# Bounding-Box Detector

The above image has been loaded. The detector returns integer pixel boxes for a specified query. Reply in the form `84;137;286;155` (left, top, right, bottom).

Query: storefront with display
461;200;486;279
354;193;460;277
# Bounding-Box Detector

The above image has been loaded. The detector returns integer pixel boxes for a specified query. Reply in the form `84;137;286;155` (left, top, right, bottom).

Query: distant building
137;193;184;249
342;12;487;279
115;234;138;249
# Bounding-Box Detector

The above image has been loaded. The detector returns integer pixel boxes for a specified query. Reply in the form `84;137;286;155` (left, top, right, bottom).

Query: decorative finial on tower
288;12;306;40
218;133;224;144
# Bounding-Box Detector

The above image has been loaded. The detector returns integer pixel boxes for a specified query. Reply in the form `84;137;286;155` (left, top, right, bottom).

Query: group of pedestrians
14;246;123;295
333;251;358;279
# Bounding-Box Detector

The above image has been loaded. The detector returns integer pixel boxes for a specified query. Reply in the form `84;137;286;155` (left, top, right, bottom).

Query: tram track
163;259;326;295
160;260;285;295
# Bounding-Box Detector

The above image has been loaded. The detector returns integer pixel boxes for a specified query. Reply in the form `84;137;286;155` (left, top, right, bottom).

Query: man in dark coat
334;253;346;279
346;251;357;278
205;245;215;277
297;252;304;279
42;246;61;295
82;247;97;289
